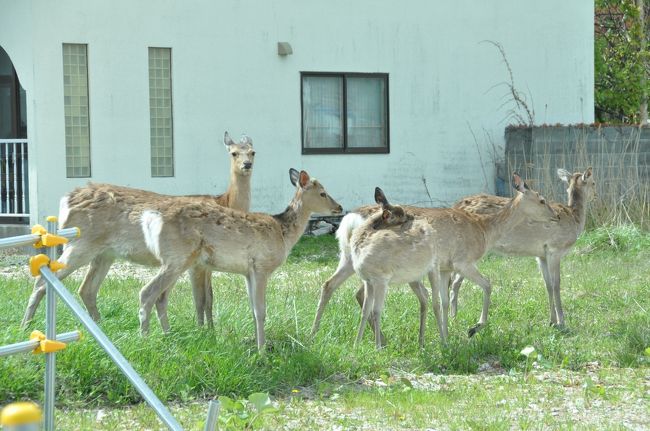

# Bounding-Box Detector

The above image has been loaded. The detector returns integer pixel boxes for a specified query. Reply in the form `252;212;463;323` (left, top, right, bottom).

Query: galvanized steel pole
203;400;220;431
43;217;58;431
39;267;184;431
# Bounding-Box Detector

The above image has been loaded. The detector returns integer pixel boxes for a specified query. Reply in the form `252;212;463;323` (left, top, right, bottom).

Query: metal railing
0;218;219;430
0;139;29;218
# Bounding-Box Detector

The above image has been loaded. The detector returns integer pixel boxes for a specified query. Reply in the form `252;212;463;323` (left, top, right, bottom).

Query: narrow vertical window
148;47;174;177
63;43;91;177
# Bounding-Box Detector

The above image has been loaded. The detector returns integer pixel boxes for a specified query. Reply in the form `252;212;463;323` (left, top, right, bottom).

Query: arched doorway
0;45;29;223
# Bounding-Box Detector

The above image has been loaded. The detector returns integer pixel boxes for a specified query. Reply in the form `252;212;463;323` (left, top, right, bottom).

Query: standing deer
315;174;559;348
191;133;255;327
449;167;595;327
21;132;255;328
138;169;341;350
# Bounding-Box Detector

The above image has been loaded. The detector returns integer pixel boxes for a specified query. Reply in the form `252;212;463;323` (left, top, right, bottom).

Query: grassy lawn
1;225;649;429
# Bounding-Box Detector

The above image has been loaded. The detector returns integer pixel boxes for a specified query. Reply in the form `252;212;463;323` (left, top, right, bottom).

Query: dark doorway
0;46;29;223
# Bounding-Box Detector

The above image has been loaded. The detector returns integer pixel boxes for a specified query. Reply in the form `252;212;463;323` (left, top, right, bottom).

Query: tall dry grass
504;125;649;230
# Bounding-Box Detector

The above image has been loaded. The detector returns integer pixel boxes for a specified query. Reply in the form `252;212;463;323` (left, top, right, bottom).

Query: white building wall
0;0;594;223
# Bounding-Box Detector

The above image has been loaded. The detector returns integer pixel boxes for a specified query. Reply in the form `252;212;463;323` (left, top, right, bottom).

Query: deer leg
547;254;565;327
155;288;172;333
139;265;184;335
371;281;388;350
355;284;387;346
458;264;491;337
204;270;214;328
244;273;258;343
311;253;355;336
408;281;429;348
78;252;115;322
449;273;464;318
427;271;445;343
355;281;374;347
537;257;557;326
251;271;269;352
21;243;92;327
427;269;450;344
189;266;208;327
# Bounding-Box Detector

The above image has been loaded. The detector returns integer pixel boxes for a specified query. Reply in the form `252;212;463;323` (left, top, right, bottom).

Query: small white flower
521;346;535;357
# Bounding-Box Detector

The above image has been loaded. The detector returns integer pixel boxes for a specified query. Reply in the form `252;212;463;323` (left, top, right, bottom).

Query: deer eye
251;151;256;156
320;192;326;197
540;199;546;205
231;153;238;158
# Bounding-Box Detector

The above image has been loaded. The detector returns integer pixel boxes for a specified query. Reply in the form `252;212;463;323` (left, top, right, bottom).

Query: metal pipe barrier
0;331;81;357
0;217;219;431
0;228;80;250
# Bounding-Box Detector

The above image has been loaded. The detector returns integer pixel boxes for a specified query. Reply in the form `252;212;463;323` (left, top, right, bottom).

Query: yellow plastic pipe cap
0;401;42;426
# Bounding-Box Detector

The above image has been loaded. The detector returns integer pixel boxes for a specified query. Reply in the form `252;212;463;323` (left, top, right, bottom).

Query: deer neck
226;170;252;212
479;194;525;247
567;185;588;234
273;190;312;253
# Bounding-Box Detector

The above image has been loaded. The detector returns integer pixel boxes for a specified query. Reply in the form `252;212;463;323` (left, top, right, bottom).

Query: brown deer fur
450;167;595;327
21;132;255;328
313;175;559;348
136;169;341;351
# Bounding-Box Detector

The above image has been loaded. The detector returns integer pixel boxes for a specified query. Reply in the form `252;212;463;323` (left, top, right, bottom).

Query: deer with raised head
315;174;559;348
137;168;341;350
190;133;255;327
21;132;255;328
450;167;595;327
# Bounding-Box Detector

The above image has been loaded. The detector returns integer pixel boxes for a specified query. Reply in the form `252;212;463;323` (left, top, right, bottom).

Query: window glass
302;76;343;149
347;77;386;148
148;47;174;177
301;73;388;154
63;43;91;177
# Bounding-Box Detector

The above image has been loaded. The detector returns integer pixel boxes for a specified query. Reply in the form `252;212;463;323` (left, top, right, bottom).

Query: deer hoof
468;325;481;338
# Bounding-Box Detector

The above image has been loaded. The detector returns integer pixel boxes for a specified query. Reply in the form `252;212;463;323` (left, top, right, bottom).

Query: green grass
0;227;648;428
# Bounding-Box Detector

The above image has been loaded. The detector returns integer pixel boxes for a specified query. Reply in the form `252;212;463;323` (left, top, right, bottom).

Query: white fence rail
0;139;29;218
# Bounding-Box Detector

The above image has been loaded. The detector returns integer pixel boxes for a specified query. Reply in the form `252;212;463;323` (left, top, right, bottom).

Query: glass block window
301;73;389;154
63;43;91;177
148;47;174;177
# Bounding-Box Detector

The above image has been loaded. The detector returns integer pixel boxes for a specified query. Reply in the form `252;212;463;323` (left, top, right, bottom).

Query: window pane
302;76;343;149
346;77;386;148
148;47;174;177
63;43;91;177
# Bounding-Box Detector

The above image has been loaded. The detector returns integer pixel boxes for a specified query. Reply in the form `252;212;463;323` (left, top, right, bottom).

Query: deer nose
243;162;252;169
334;205;343;213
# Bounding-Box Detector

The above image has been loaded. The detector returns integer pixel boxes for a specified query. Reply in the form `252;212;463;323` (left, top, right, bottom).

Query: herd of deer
20;132;596;352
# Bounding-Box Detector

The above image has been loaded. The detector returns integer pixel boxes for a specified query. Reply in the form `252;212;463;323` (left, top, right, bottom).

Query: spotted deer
450;167;595;328
21;132;255;328
315;174;559;348
137;169;341;351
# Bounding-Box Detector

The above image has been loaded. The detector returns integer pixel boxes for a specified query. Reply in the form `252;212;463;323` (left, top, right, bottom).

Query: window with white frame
148;47;174;177
301;73;389;154
63;43;91;177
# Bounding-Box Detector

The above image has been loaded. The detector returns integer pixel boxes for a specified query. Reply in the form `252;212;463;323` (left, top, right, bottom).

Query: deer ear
557;168;571;184
582;167;593;181
512;172;528;193
299;170;310;188
289;168;300;187
224;131;236;148
374;187;390;206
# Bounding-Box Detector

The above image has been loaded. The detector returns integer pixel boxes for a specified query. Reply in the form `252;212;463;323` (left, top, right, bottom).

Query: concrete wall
0;0;594;224
504;125;650;202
